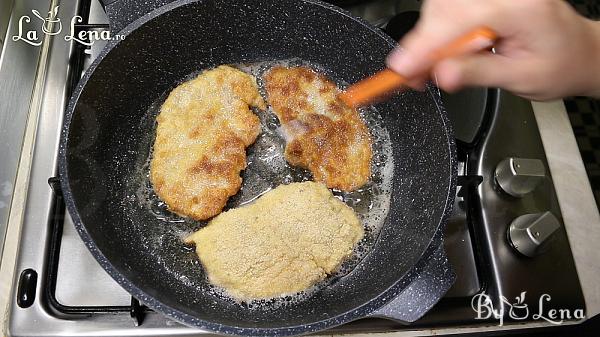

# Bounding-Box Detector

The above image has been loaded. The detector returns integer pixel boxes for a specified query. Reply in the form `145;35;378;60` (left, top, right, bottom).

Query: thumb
433;53;515;92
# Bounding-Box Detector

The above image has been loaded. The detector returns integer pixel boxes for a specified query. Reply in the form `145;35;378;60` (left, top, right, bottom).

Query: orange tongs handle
340;27;497;108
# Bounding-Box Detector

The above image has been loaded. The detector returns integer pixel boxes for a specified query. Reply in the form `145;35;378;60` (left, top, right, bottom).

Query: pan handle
368;243;456;323
98;0;177;33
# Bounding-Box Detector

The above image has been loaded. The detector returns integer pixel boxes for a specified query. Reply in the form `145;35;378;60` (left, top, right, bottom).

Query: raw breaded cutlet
264;66;372;191
184;181;364;300
150;65;265;220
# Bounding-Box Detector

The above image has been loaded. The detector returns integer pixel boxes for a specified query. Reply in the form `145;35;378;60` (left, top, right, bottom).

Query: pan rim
57;0;457;335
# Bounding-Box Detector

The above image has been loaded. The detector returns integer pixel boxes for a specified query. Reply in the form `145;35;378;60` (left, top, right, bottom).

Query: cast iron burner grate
45;177;148;326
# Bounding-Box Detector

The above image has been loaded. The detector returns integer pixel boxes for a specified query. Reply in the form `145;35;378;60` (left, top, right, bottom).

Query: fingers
433;53;514;92
385;25;475;78
385;0;517;79
383;0;598;100
386;10;488;76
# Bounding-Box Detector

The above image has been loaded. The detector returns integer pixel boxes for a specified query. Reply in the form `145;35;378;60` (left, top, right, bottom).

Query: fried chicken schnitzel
264;66;372;191
150;65;265;220
184;181;364;300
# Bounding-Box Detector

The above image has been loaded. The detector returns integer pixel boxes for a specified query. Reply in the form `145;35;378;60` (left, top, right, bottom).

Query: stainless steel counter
0;0;50;264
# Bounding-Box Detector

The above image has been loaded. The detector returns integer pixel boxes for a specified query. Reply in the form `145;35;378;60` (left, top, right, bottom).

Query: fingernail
386;49;417;77
470;36;494;51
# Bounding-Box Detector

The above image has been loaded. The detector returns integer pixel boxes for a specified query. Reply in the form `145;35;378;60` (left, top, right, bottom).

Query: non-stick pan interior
62;0;454;329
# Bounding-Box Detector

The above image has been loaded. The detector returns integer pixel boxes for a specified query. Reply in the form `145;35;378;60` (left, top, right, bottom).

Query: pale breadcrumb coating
184;181;364;300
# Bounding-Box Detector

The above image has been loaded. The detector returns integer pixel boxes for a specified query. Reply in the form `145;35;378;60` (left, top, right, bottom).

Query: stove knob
495;158;545;197
507;212;560;257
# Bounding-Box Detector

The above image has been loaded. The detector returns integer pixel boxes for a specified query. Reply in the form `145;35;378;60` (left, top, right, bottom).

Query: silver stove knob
495;158;545;197
507;212;560;257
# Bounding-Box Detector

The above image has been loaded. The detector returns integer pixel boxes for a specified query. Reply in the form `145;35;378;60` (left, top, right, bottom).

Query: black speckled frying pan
58;0;457;335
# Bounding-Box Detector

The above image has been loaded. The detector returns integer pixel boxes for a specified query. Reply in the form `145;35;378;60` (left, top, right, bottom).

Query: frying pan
58;0;457;335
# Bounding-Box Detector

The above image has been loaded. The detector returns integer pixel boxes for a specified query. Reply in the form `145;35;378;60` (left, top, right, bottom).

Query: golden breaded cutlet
264;66;372;191
150;65;265;220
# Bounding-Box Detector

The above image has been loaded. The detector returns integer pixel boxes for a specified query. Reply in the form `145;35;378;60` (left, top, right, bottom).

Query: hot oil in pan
128;59;394;308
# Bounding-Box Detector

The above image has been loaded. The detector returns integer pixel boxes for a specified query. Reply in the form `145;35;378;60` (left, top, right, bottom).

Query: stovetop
6;0;585;335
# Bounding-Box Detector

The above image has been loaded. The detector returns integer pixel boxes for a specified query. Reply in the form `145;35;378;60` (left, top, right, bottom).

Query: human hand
386;0;600;100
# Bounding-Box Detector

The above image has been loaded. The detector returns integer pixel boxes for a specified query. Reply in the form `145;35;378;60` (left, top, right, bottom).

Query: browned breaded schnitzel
150;65;265;220
264;66;372;191
184;181;364;300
